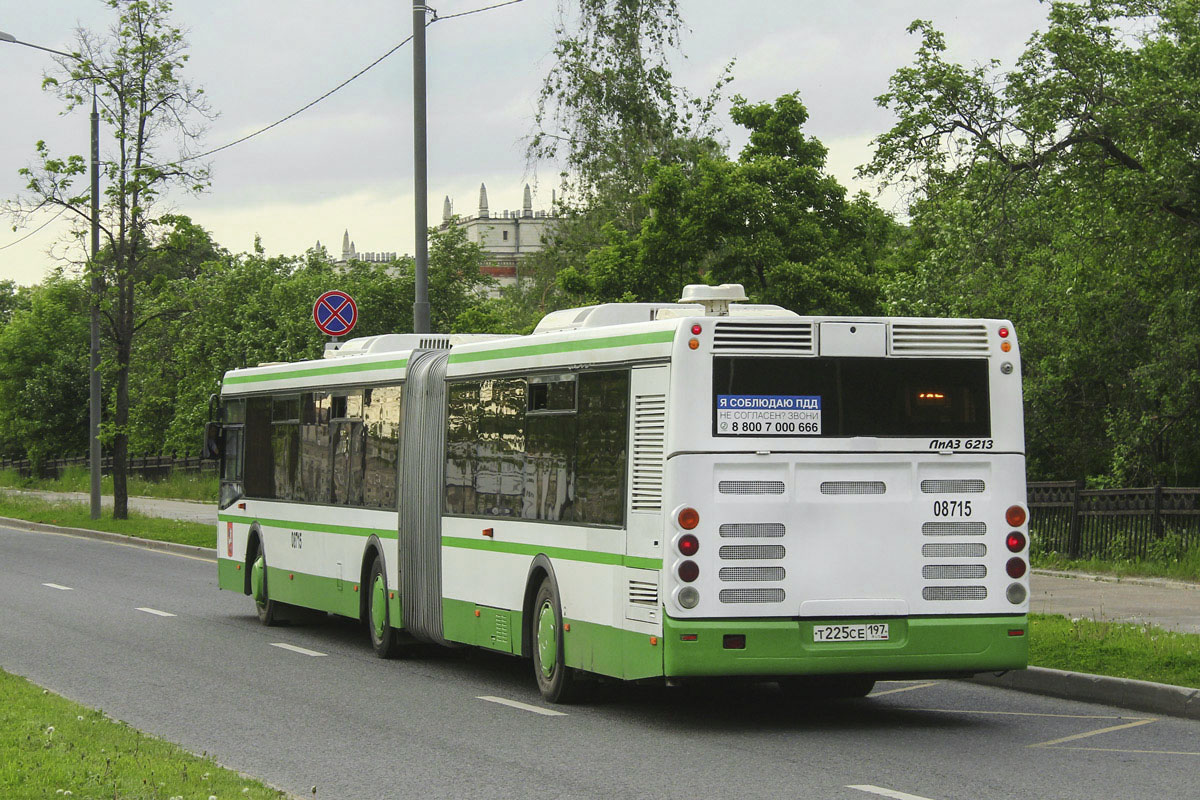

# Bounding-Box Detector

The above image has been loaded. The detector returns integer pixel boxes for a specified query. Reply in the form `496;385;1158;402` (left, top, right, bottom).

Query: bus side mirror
202;422;223;460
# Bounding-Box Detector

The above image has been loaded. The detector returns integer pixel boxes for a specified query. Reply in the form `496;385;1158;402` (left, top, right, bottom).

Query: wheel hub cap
536;600;556;678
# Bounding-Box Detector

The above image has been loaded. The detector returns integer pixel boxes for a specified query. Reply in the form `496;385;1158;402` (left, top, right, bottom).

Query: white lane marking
477;695;567;717
848;785;939;800
1030;717;1157;748
870;682;939;697
42;583;74;591
136;607;176;617
905;707;1140;720
270;642;327;657
1040;745;1200;756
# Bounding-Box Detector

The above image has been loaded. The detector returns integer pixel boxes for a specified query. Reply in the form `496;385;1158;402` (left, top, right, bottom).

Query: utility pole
89;88;102;519
412;1;430;334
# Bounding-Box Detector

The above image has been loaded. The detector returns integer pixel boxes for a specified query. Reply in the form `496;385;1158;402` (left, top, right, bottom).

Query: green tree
559;93;894;314
864;0;1200;483
0;277;90;466
7;0;211;516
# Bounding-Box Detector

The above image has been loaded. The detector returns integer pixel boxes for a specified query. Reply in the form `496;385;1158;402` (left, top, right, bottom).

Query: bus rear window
712;357;990;438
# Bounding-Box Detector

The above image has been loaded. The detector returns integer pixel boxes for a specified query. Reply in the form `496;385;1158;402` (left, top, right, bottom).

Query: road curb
0;515;216;561
1033;568;1200;591
969;666;1200;720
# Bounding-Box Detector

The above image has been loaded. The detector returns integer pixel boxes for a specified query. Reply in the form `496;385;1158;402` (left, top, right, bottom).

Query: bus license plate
812;623;890;643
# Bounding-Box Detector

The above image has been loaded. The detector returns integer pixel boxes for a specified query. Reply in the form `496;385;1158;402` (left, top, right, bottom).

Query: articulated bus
211;284;1029;702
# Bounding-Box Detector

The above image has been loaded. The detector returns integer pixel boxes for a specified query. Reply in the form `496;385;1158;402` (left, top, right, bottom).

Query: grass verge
0;668;287;800
1029;613;1200;689
0;494;215;549
0;466;218;503
1032;551;1200;583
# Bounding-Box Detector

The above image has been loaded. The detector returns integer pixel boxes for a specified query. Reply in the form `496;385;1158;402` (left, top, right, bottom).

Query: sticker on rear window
716;395;822;436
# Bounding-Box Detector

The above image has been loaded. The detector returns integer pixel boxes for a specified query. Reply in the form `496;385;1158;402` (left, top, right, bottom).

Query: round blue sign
313;290;358;336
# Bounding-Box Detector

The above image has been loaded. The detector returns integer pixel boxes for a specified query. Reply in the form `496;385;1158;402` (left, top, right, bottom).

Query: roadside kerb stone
1033;567;1200;591
0;514;215;562
970;666;1200;720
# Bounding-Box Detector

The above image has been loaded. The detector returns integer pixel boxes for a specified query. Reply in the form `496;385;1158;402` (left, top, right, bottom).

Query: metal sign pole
412;1;430;334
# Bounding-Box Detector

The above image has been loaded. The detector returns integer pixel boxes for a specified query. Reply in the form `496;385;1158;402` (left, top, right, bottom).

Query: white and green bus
212;284;1029;702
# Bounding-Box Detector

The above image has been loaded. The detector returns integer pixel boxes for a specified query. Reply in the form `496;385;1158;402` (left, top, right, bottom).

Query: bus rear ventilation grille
719;566;786;582
628;579;659;607
712;321;815;353
719;544;786;560
719;588;786;603
921;479;985;493
922;521;987;536
922;564;987;580
890;323;989;354
718;480;785;495
922;543;987;558
820;481;886;495
719;523;786;538
922;586;987;601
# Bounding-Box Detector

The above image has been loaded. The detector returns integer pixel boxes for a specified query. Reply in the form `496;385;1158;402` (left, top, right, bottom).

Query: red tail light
1006;532;1026;552
677;560;699;582
678;533;699;556
1006;557;1027;579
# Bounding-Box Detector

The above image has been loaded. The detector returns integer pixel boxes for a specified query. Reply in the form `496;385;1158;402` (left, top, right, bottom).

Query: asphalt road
2;525;1197;800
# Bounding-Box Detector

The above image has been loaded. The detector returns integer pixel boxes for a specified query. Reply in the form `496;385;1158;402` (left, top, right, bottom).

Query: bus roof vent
713;321;815;354
679;284;748;316
890;323;989;355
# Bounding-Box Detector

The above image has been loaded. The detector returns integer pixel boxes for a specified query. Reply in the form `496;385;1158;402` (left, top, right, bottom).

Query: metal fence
0;454;216;481
1028;481;1200;559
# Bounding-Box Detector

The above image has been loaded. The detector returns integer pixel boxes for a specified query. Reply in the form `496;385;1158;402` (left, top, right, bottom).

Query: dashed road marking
848;785;939;800
477;695;567;717
136;607;176;617
42;583;73;591
870;682;939;697
1030;717;1158;748
270;642;327;657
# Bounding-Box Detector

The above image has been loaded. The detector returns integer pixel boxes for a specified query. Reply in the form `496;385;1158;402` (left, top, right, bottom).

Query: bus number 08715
932;500;972;517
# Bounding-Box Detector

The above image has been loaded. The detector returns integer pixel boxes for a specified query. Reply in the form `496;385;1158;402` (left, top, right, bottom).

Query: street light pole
412;2;430;334
1;30;104;519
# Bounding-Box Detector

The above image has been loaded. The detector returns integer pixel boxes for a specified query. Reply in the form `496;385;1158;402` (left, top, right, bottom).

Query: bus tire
251;550;282;627
367;554;399;659
531;575;581;704
778;675;876;700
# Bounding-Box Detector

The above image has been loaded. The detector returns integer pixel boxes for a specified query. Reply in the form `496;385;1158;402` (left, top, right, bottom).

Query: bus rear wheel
531;576;581;704
367;555;399;658
778;675;876;700
251;550;281;626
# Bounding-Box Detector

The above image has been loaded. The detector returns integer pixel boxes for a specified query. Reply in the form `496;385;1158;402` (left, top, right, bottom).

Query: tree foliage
866;0;1200;484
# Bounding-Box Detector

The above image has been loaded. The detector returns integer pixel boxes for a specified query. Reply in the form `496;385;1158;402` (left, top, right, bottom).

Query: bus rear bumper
663;614;1028;678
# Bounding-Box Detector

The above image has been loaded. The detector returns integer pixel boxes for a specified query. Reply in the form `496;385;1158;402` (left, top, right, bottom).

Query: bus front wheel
531;576;581;704
367;555;399;658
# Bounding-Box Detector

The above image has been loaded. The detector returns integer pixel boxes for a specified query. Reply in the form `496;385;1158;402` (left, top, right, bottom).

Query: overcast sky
0;0;1052;286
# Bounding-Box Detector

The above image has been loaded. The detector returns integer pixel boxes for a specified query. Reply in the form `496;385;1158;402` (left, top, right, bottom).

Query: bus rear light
677;586;699;608
678;560;699;582
688;338;700;350
691;324;702;335
1000;341;1012;352
1007;582;1027;604
678;533;699;556
681;633;699;641
1006;557;1027;579
678;507;699;530
999;326;1009;338
723;634;746;649
1008;629;1025;637
1006;531;1026;552
1005;505;1027;527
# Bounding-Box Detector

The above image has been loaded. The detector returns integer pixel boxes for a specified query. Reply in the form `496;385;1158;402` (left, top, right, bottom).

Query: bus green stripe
223;357;409;385
447;330;675;364
217;513;396;540
442;534;662;570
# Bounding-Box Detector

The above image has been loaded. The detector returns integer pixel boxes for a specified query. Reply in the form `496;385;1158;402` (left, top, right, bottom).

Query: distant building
312;230;398;267
314;183;557;290
441;183;558;292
